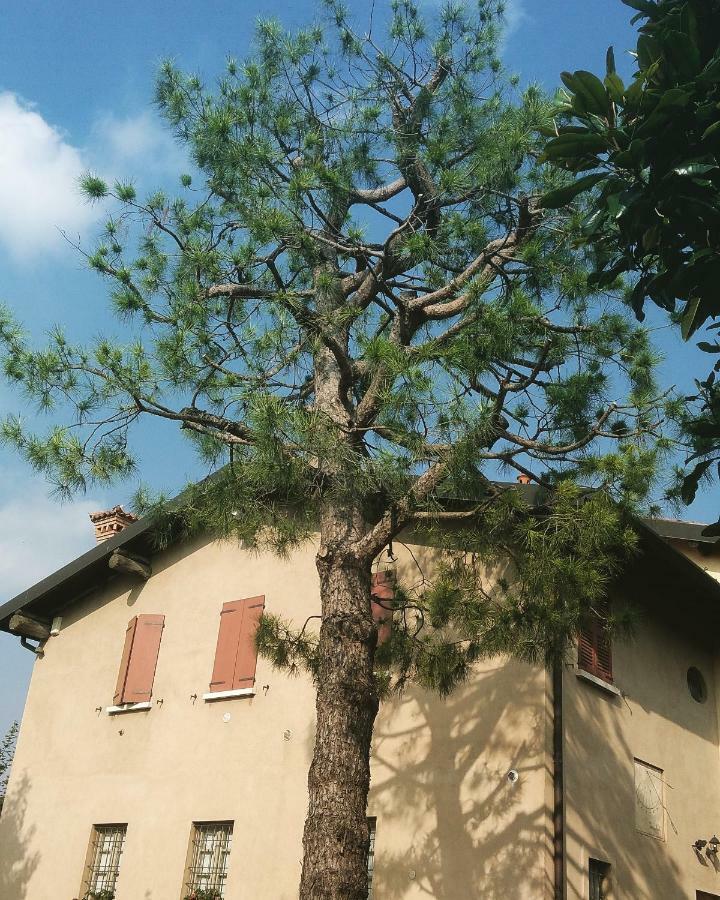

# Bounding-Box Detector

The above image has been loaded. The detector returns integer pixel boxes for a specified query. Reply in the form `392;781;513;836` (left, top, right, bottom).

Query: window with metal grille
367;817;377;899
589;859;611;900
185;822;233;899
82;824;126;898
578;602;613;683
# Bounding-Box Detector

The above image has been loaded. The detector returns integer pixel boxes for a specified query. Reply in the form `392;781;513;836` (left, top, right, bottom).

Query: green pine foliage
1;0;667;678
0;721;18;800
259;484;639;696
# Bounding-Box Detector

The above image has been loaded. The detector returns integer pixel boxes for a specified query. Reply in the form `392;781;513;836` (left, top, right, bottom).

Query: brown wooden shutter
578;603;612;683
209;596;265;692
121;614;165;703
233;596;265;690
371;572;394;646
113;616;138;705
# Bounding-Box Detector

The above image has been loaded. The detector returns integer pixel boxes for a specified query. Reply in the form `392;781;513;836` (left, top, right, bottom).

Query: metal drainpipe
553;654;566;900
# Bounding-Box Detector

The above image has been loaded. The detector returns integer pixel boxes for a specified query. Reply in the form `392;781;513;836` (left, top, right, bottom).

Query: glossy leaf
539;173;607;209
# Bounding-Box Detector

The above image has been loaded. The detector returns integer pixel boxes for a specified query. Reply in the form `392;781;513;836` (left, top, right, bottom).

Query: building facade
0;508;720;899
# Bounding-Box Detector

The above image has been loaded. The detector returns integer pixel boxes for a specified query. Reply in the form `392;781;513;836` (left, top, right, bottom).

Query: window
112;614;165;706
81;824;126;898
634;759;665;840
589;859;611;900
184;821;233;899
367;817;377;899
371;573;394;646
208;597;265;696
688;666;708;703
578;603;612;683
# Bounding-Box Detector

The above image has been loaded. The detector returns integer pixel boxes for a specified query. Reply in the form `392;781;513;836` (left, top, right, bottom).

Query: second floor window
184;821;233;899
578;602;613;683
82;823;126;899
113;614;165;706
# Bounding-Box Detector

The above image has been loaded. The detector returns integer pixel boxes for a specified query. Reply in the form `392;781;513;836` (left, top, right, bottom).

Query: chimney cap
89;505;139;543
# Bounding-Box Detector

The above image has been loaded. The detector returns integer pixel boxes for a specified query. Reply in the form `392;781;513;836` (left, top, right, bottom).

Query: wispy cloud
91;109;189;179
503;0;527;39
0;471;103;602
0;92;100;261
0;95;192;263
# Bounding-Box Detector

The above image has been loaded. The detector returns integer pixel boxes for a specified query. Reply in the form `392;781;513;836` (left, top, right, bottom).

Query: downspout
553;654;566;900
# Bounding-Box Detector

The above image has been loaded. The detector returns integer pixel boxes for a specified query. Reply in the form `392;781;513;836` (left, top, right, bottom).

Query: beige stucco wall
668;538;720;583
564;597;720;899
0;533;550;900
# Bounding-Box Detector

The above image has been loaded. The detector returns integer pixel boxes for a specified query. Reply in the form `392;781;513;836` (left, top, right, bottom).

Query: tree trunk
299;505;379;900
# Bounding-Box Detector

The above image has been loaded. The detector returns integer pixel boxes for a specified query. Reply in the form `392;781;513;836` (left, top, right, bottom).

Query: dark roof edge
0;512;155;630
2;481;719;632
641;516;719;545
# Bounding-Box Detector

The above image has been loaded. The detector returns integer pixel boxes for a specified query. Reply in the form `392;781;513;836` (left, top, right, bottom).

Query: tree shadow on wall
369;662;548;899
0;772;39;900
564;680;687;900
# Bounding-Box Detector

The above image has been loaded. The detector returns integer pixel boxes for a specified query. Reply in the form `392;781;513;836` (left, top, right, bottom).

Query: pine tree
0;2;666;896
0;722;18;808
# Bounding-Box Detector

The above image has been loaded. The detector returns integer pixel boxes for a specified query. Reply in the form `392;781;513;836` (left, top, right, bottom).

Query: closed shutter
578;603;612;683
209;596;265;692
234;597;265;690
113;614;165;704
371;572;394;646
113;617;138;705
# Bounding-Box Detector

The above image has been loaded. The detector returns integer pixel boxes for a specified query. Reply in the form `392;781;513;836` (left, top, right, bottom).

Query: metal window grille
83;824;126;898
589;859;611;900
367;817;377;899
186;822;233;898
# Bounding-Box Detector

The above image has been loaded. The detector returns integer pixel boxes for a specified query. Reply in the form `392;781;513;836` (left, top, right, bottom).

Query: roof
641;517;719;545
2;482;719;634
0;512;157;632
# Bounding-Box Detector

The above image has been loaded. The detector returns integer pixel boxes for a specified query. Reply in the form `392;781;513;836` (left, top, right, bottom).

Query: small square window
589;858;611;900
81;824;127;898
184;821;233;899
367;817;377;899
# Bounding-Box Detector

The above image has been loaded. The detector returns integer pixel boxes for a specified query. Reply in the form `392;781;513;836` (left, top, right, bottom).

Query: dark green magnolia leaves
542;0;720;516
539;173;607;209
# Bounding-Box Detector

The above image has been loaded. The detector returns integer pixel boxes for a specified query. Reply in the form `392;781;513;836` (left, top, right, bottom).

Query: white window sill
203;688;256;702
106;701;152;715
576;669;621;697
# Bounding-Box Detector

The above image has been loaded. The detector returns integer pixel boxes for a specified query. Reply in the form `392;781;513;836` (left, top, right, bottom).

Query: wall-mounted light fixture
693;839;708;852
709;836;720;854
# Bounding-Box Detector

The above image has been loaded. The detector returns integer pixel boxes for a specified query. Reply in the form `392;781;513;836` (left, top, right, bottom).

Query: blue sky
0;0;716;737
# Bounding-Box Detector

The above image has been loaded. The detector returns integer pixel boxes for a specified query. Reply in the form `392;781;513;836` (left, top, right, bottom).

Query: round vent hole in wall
687;666;708;703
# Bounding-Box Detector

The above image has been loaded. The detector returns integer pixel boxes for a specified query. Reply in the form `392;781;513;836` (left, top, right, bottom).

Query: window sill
106;701;152;715
575;669;621;697
203;688;256;702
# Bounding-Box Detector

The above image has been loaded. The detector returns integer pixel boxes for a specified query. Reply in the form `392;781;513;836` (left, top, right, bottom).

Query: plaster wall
0;534;550;900
564;601;720;899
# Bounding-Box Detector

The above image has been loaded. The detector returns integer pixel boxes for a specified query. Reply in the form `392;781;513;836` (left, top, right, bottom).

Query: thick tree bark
299;504;379;900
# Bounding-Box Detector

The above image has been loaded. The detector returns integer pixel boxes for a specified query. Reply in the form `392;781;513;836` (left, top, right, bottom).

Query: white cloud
504;0;527;37
0;92;100;261
92;110;188;178
0;474;107;737
0;476;102;602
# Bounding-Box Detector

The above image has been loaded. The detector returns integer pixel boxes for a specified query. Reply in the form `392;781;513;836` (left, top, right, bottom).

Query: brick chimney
89;505;139;544
516;473;532;485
